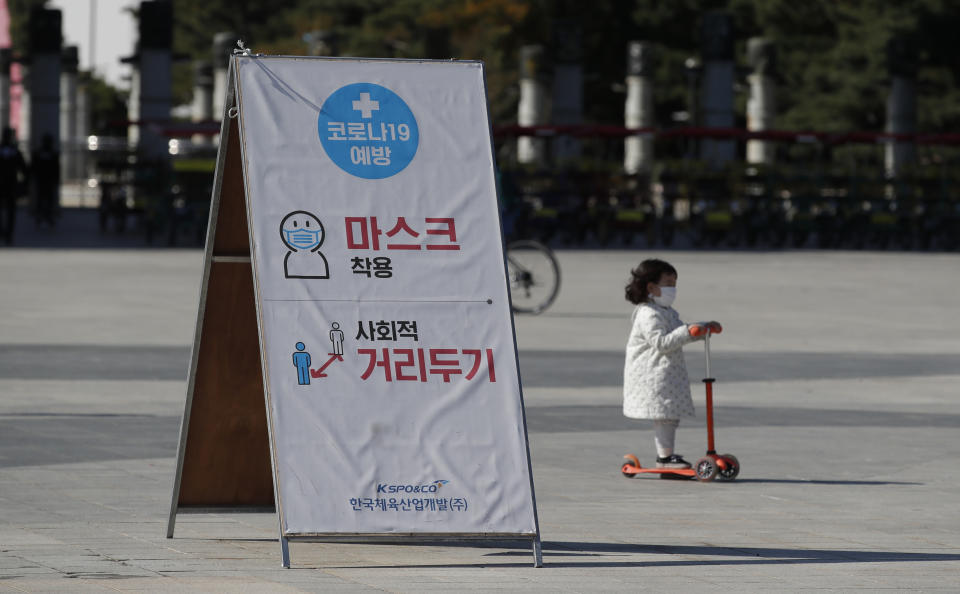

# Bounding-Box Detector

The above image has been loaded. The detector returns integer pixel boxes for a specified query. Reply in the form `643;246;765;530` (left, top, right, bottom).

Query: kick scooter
620;323;740;482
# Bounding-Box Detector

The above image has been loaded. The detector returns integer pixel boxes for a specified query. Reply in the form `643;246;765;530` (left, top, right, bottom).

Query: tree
6;0;48;54
82;73;128;136
48;0;960;142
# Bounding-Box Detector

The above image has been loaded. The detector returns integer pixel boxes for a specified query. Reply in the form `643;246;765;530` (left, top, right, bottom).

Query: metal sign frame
168;53;541;568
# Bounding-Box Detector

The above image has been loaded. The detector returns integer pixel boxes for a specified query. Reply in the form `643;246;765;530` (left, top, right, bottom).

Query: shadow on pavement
316;541;960;570
520;349;960;385
475;541;960;568
526;404;960;432
622;476;922;486
733;478;922;485
1;206;196;249
296;539;959;569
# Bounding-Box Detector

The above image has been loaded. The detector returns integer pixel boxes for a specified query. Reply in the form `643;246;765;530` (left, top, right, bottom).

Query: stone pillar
75;79;90;181
135;0;172;159
28;6;62;153
126;64;140;148
18;66;30;148
624;42;655;175
191;60;213;144
0;49;11;130
212;32;236;121
746;38;776;165
699;11;735;166
517;45;550;166
683;57;701;159
60;46;79;179
885;35;917;178
551;21;582;163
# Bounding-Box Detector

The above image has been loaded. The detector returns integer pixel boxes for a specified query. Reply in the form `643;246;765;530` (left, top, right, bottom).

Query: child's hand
708;321;722;334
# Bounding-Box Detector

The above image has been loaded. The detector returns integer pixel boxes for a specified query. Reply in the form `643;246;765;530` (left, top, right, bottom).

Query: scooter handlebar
689;322;723;337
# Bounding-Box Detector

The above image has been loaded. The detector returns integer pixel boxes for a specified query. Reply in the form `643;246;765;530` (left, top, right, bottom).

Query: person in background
31;133;60;229
0;127;29;244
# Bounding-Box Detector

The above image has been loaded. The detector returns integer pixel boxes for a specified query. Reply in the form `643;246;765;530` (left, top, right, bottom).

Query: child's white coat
623;303;697;419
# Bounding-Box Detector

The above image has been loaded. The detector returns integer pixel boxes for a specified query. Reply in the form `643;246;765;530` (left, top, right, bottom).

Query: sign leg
165;506;177;539
280;536;291;568
532;536;543;567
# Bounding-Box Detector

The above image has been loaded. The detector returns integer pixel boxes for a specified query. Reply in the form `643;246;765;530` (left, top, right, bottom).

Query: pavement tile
2;247;960;590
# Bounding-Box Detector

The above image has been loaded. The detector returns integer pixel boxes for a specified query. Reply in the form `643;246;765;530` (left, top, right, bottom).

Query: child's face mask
652;286;677;307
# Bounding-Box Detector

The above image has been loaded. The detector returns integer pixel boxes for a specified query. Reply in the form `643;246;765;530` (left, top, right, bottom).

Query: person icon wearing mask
280;211;329;279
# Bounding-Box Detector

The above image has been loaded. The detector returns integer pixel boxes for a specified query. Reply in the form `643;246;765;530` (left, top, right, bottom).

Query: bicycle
505;239;561;314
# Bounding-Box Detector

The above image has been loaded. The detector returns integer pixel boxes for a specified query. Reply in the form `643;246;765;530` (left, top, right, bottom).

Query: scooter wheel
621;464;637;478
718;454;740;481
695;457;718;482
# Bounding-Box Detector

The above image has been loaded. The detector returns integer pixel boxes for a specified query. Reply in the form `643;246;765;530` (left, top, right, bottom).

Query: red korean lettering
429;348;462;382
424;217;460;251
416;348;428;382
345;217;381;250
463;348;497;382
393;348;419;381
385;217;421;250
358;348;392;381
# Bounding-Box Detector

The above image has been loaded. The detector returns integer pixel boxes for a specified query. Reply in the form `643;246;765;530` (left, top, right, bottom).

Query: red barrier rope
492;124;960;146
113;119;960;146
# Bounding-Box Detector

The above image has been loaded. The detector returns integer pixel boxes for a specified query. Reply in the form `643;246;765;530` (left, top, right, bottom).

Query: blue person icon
292;342;312;385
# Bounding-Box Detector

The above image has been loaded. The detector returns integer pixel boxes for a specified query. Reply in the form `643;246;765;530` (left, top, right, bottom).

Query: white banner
235;56;537;536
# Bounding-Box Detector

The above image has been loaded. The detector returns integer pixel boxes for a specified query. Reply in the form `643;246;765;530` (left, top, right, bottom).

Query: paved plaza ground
1;209;959;591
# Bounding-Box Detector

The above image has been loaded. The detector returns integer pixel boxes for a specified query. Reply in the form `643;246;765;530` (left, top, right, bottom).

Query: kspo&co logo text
350;479;467;512
377;480;449;494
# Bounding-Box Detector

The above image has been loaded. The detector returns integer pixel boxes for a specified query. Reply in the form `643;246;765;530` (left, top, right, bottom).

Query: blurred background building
1;0;959;249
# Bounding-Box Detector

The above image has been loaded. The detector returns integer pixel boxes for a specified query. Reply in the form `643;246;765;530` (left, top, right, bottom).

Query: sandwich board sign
167;52;542;568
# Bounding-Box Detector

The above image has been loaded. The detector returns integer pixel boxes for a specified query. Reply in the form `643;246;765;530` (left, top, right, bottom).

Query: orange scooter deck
620;454;695;478
621;453;739;482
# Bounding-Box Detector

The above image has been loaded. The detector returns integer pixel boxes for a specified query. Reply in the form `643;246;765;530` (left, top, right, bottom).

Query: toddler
622;258;719;469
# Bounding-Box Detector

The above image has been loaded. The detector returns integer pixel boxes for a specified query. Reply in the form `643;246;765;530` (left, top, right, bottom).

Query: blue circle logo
318;83;419;179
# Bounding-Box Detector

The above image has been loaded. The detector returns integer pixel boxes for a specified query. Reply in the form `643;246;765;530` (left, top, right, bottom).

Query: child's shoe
656;454;691;469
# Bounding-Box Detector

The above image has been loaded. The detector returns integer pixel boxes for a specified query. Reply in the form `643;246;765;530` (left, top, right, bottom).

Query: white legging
653;419;680;458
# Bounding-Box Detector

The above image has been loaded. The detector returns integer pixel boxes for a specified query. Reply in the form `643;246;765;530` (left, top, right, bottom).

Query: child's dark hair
625;259;678;304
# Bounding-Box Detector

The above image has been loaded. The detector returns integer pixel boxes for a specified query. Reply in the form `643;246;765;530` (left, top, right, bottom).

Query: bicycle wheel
506;240;561;314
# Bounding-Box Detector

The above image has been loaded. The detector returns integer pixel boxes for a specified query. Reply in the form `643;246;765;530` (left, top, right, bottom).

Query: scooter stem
703;330;716;455
704;331;712;378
